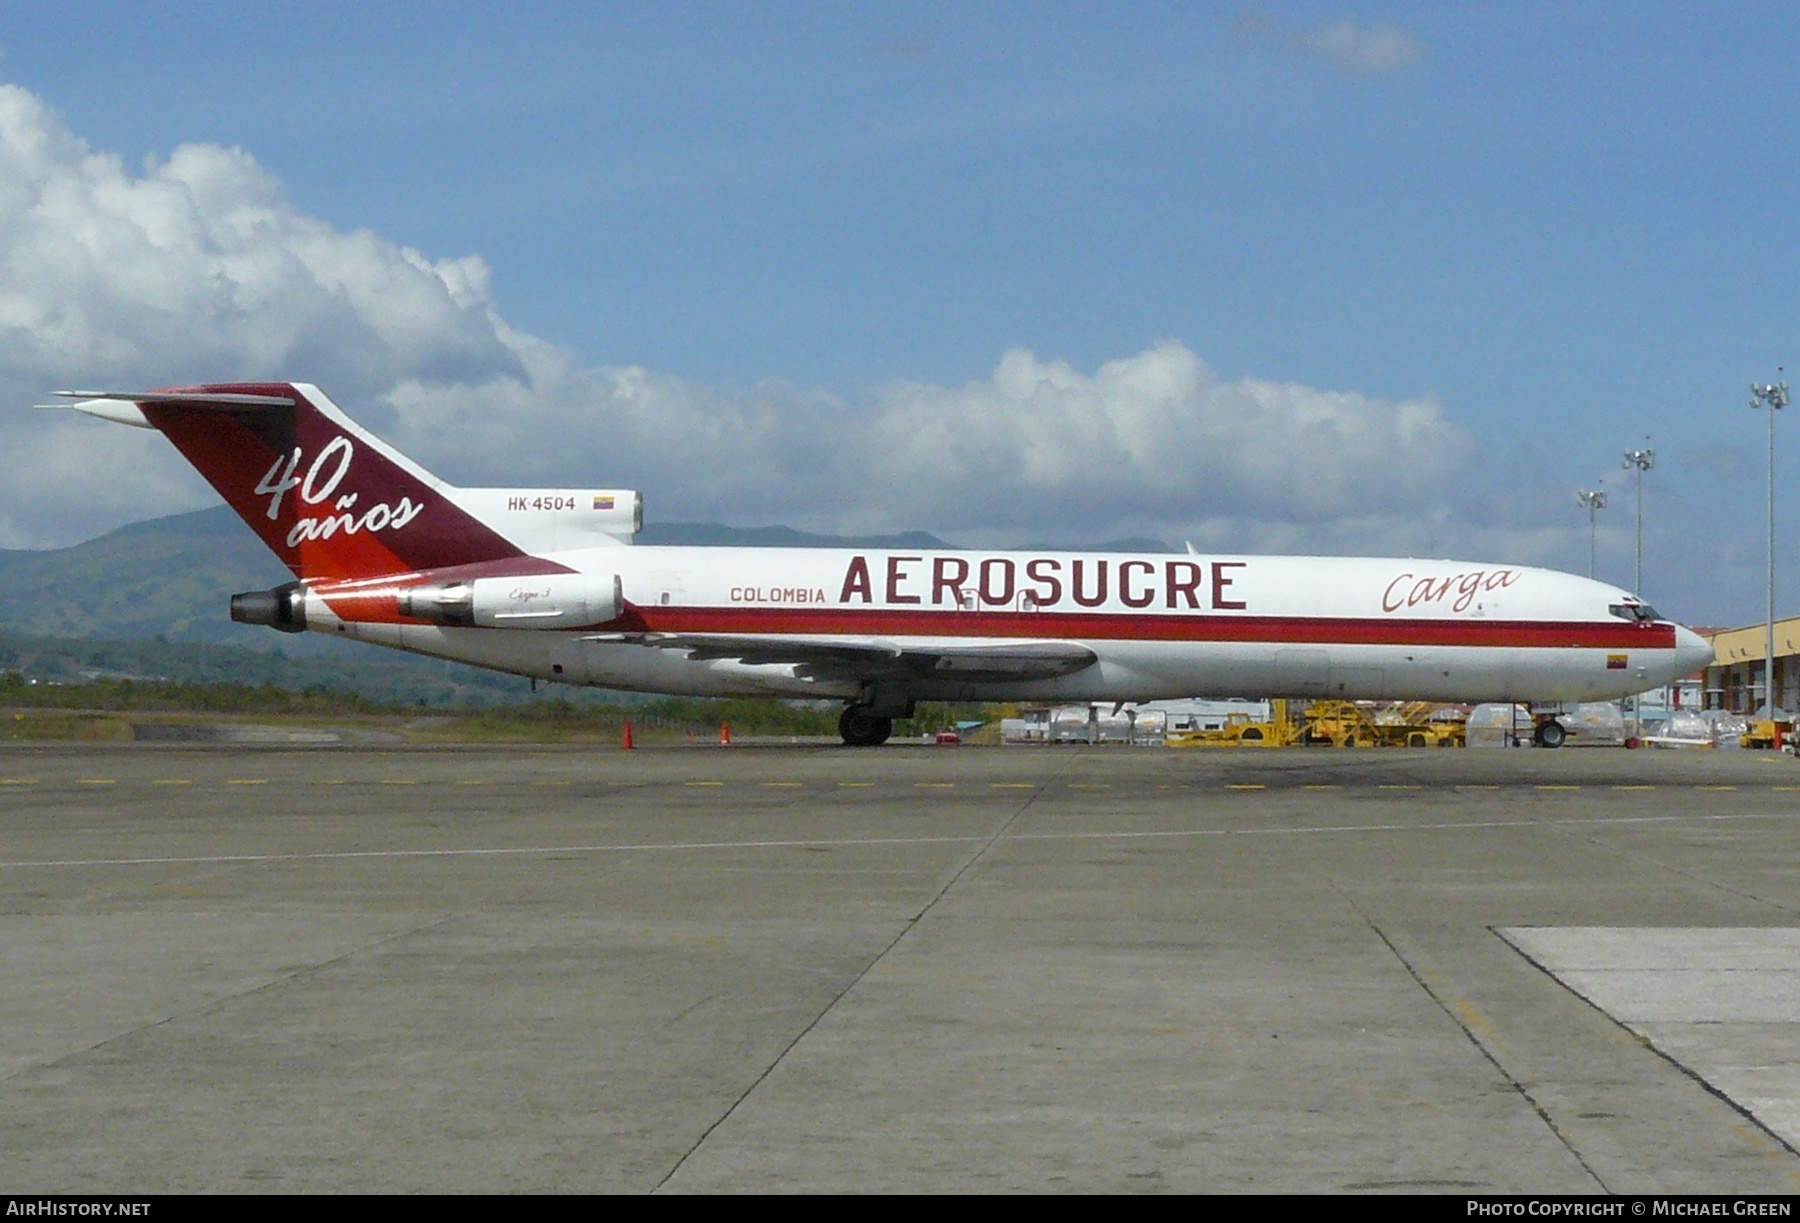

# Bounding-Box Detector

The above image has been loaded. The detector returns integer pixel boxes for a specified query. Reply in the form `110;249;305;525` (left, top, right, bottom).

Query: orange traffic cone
621;719;635;750
720;722;731;746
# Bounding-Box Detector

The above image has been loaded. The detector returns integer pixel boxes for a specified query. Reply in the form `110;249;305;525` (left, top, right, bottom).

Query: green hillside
0;506;965;649
0;507;289;645
0;506;1169;703
0;629;546;706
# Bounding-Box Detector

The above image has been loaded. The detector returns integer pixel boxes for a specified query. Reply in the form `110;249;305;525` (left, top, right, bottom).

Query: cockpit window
1609;603;1662;623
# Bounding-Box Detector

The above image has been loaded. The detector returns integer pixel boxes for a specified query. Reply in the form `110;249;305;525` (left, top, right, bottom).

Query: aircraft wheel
839;705;893;747
1534;720;1567;749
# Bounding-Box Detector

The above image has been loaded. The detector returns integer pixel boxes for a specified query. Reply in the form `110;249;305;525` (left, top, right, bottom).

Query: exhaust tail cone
230;582;308;634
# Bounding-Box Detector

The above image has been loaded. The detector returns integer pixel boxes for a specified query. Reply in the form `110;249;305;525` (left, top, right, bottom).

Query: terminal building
1704;617;1800;714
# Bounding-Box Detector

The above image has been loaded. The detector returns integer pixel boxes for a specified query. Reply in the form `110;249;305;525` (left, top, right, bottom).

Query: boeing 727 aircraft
56;382;1713;746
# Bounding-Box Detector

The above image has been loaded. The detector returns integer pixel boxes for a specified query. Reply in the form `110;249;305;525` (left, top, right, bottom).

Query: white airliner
57;382;1712;747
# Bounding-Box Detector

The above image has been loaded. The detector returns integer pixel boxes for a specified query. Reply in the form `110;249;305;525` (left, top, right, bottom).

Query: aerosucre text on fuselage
834;555;1248;610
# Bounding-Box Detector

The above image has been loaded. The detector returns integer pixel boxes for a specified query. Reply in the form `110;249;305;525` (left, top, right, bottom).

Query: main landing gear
839;705;893;747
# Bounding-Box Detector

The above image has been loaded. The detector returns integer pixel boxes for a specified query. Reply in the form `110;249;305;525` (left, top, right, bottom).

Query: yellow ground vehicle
1165;699;1467;748
1164;700;1303;747
1370;701;1467;748
1301;700;1379;747
1740;718;1794;750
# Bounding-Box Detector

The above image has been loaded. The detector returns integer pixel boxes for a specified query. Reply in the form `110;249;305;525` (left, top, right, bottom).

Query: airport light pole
1752;372;1789;718
1621;447;1655;742
1622;446;1655;597
1576;488;1608;580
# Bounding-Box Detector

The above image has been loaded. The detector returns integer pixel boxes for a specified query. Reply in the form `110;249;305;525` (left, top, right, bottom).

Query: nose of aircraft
1674;625;1714;679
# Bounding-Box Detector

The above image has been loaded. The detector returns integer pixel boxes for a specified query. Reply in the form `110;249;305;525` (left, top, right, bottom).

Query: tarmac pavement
3;740;1800;1193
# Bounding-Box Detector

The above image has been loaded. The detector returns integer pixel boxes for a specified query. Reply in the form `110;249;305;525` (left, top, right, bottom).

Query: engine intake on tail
230;582;308;633
449;488;643;551
398;573;623;628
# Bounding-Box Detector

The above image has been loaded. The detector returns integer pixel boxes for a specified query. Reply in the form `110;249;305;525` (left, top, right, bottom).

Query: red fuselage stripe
625;605;1676;650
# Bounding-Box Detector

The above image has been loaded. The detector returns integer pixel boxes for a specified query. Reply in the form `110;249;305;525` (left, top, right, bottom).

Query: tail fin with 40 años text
59;383;641;584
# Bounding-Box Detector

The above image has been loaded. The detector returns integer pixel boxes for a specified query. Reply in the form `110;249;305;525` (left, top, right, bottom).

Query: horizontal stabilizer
56;390;296;407
51;390;296;431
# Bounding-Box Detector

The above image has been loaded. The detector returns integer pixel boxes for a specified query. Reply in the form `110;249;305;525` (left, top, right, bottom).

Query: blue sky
2;3;1798;624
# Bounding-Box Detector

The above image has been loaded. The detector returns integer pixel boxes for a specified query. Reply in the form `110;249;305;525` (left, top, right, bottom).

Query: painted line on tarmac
0;835;990;869
11;777;1797;798
4;809;1792;871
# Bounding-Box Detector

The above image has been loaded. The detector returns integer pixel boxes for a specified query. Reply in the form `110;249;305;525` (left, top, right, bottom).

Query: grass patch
0;712;134;742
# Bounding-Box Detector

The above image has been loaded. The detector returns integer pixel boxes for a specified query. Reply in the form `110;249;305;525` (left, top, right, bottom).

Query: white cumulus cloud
0;76;1480;563
379;338;1471;545
1235;13;1428;77
1302;19;1428;75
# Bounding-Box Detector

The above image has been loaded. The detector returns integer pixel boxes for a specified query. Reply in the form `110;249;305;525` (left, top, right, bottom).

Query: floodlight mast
1576;488;1608;580
1752;371;1789;718
1621;446;1655;597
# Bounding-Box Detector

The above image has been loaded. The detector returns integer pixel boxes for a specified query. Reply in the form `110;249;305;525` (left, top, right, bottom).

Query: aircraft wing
585;633;1098;683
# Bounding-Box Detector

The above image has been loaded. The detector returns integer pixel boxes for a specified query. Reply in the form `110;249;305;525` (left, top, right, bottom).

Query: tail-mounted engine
398;573;623;629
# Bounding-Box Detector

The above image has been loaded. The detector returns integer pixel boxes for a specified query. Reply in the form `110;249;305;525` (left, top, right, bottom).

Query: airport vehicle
55;382;1715;746
1164;701;1297;748
1740;717;1793;750
1161;700;1467;749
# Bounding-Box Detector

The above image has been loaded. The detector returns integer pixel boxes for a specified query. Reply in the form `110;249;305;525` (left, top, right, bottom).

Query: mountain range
0;505;1172;649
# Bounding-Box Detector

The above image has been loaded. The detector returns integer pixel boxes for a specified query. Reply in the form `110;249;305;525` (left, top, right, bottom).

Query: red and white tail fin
62;382;526;581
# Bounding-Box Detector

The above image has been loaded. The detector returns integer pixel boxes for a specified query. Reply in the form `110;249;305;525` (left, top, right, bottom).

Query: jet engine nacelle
398;573;623;629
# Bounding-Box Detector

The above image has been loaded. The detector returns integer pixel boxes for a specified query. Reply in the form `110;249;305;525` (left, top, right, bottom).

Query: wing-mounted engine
399;572;624;628
448;488;642;552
